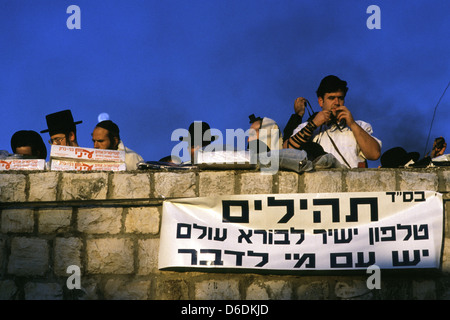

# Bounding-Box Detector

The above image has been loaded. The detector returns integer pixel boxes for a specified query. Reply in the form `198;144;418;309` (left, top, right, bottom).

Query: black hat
249;114;263;124
180;121;217;147
11;130;47;160
380;147;420;168
41;110;82;135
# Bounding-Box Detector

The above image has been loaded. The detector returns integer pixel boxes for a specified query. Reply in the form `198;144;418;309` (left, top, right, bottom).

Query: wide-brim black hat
249;114;263;124
179;121;217;147
380;147;420;168
40;110;82;135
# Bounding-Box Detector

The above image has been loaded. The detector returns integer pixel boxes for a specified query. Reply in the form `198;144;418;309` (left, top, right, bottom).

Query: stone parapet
0;168;449;300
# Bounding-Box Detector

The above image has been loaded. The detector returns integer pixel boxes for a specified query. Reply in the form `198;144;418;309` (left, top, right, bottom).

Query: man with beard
92;120;143;170
41;109;82;147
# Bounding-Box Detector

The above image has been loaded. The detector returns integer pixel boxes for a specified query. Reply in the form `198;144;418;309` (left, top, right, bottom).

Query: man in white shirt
284;75;381;168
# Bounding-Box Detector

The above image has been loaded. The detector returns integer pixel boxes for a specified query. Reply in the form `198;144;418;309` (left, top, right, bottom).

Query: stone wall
0;168;450;300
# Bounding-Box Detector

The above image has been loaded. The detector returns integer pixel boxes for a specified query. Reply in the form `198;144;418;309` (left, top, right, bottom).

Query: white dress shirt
292;120;382;168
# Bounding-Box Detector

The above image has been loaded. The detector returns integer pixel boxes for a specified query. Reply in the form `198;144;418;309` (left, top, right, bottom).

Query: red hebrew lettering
75;163;94;171
75;148;94;159
0;161;11;169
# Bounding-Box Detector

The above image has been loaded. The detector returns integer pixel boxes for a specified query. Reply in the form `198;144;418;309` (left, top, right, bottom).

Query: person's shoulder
355;120;373;129
119;141;143;158
355;120;381;142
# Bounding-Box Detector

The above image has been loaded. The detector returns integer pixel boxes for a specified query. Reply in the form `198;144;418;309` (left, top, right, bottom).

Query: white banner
158;191;443;271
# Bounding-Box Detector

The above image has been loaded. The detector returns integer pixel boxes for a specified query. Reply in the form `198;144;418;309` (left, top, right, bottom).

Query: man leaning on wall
92;120;143;170
41;109;82;147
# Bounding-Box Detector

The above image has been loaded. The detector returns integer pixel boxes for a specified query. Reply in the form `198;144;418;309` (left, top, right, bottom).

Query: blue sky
1;0;449;168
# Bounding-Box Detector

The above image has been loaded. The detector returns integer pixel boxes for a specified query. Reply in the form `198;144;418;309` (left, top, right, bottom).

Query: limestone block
199;171;235;196
54;237;82;276
28;172;58;202
194;279;240;300
376;276;411;299
0;237;5;276
304;171;343;193
446;201;450;236
125;207;160;234
8;237;49;276
412;279;436;300
86;238;134;274
38;207;72;234
334;279;373;299
154;172;196;198
441;170;450;192
240;172;273;194
441;238;450;274
1;209;34;233
278;171;299;194
154;279;189;300
246;280;292;300
103;278;151;300
0;280;18;300
137;238;159;275
111;173;151;199
296;280;330;300
24;282;63;300
77;277;100;300
77;207;122;234
0;173;26;202
346;170;396;192
60;172;108;200
399;171;438;191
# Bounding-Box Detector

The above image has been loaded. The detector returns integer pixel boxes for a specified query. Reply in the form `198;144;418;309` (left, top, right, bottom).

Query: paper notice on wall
49;145;126;171
50;145;125;162
0;159;46;171
50;159;126;171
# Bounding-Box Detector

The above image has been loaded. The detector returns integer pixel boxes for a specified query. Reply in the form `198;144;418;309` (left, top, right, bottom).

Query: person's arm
283;114;303;142
283;97;306;142
283;120;317;149
430;137;446;158
283;108;335;149
336;106;381;160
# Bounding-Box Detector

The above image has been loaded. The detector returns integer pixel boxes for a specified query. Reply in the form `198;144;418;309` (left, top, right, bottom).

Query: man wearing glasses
41;109;82;147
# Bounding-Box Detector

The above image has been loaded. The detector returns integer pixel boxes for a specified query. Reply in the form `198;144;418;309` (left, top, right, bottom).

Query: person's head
182;121;216;162
247;114;282;152
248;114;263;143
40;110;82;146
316;75;349;113
431;136;447;158
187;121;215;148
92;120;120;150
11;130;47;159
